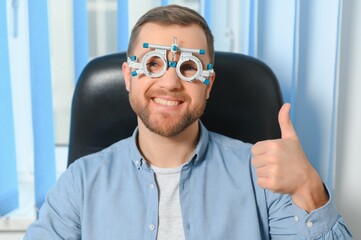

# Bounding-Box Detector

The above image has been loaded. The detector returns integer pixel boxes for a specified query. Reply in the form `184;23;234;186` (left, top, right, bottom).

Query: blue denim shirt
24;123;352;240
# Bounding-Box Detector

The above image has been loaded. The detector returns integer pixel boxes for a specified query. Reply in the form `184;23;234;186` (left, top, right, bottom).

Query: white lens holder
127;37;214;85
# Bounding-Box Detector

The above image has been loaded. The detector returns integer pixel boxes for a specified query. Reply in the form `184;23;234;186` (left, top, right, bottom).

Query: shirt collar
129;128;143;169
129;121;210;168
192;121;210;163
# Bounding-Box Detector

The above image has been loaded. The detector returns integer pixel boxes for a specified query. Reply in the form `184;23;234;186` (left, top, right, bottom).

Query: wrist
291;172;329;213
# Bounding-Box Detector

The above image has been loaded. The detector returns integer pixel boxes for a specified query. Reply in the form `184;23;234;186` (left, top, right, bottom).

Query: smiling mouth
153;97;182;106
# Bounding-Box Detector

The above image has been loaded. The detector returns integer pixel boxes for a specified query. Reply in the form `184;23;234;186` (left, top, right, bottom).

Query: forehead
135;23;209;59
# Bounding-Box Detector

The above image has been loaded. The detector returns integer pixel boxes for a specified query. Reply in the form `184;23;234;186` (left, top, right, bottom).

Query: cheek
189;88;208;106
127;77;156;107
127;77;147;94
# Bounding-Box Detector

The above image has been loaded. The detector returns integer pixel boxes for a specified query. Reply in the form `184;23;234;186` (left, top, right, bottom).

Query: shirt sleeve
23;163;82;240
267;185;353;239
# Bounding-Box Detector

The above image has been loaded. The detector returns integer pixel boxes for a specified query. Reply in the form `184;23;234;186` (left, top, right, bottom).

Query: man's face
123;23;215;137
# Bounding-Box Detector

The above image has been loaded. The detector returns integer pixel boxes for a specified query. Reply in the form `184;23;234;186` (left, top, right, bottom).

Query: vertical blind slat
204;0;212;29
248;0;258;56
73;0;89;82
0;0;19;216
117;0;129;52
327;0;343;189
28;0;56;211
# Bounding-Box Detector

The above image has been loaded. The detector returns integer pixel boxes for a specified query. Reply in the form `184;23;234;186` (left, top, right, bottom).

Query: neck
137;120;200;168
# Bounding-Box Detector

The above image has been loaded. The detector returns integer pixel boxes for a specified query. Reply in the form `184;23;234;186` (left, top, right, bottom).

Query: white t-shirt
152;164;185;240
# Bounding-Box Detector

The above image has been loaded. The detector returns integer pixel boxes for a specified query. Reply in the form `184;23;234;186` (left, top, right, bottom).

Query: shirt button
149;224;155;231
150;184;155;190
294;216;299;222
306;221;314;228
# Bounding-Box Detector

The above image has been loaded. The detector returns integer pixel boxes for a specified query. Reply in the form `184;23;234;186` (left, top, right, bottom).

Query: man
24;4;352;240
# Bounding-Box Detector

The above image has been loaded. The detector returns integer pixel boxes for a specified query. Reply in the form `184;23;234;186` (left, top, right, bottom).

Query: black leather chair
67;52;283;166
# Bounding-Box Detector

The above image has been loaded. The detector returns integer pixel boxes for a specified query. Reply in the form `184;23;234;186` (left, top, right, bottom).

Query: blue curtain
294;0;342;187
241;0;342;187
73;0;89;82
28;0;56;211
0;0;19;216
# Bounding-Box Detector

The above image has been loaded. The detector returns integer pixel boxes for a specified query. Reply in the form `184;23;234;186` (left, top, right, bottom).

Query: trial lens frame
127;37;214;85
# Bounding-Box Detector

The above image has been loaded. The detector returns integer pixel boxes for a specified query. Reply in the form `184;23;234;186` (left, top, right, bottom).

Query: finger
257;177;269;190
251;140;269;156
255;166;270;178
278;103;298;140
252;156;266;168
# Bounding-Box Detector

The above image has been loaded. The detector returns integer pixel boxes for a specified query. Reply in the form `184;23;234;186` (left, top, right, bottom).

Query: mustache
145;88;191;102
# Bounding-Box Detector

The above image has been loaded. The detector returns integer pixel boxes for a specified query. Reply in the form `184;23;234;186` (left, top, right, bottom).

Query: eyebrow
134;49;152;61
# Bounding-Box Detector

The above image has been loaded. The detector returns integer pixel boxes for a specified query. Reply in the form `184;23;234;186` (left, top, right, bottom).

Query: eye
146;61;159;67
180;64;197;71
145;56;165;74
179;60;198;77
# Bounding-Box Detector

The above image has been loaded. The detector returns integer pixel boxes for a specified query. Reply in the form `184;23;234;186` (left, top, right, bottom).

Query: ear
206;71;216;100
122;62;131;92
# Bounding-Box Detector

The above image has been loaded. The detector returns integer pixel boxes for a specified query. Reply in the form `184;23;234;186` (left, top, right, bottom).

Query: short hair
127;4;215;64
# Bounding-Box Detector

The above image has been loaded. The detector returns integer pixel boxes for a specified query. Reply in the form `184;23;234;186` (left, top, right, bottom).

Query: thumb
278;103;298;140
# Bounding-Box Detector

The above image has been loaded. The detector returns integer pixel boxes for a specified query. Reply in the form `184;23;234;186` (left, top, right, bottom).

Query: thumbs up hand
251;103;329;212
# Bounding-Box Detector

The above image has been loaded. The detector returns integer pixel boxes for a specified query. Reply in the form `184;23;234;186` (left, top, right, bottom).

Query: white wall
7;0;34;181
335;0;361;238
48;0;75;145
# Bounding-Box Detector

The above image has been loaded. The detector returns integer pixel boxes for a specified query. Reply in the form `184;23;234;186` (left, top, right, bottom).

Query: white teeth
153;98;180;106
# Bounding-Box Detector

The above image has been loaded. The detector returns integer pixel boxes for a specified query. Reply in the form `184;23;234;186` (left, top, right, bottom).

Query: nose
157;65;183;91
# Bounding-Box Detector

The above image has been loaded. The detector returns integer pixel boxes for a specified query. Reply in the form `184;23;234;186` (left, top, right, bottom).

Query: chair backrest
67;51;283;166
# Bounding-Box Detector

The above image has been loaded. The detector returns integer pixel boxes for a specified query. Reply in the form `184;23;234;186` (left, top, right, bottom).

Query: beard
129;89;207;137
